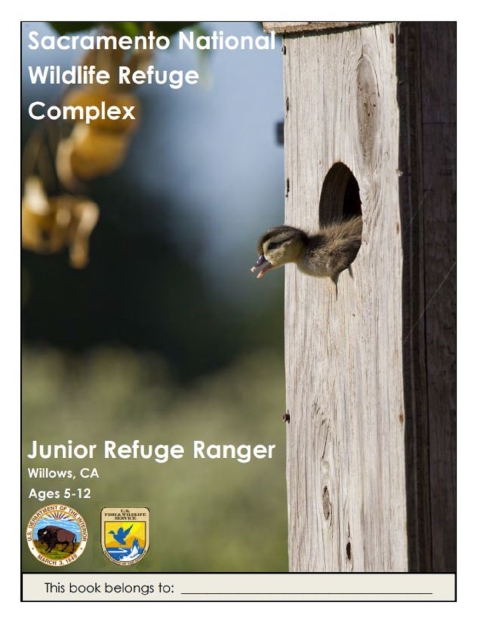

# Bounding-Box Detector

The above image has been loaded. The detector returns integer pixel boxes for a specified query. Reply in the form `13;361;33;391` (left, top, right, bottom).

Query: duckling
251;216;362;285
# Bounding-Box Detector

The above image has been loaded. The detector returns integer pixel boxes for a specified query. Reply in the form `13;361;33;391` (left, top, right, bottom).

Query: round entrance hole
318;163;363;275
319;162;362;225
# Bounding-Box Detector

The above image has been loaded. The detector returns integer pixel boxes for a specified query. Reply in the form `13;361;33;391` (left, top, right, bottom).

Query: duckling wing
325;239;361;278
322;219;362;279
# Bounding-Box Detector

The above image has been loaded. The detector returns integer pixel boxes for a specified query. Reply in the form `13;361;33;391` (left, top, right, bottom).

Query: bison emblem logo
37;525;77;553
26;504;88;566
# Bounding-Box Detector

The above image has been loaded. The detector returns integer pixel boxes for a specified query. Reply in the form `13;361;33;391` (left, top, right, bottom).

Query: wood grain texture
283;22;408;572
397;22;456;573
418;22;456;574
396;22;431;573
263;22;376;34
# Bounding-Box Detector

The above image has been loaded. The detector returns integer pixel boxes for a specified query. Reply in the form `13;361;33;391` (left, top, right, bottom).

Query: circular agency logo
26;504;88;566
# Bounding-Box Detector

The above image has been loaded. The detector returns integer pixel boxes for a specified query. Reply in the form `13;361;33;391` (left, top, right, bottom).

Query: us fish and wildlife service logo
102;507;149;565
26;504;88;566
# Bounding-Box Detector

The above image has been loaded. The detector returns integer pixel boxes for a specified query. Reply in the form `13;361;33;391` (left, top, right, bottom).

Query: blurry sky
21;21;285;301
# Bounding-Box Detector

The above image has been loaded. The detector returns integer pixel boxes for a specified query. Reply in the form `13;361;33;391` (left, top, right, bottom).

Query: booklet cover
21;20;456;603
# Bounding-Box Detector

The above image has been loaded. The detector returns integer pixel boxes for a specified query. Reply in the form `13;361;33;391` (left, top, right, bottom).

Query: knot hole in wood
356;53;380;161
322;485;332;523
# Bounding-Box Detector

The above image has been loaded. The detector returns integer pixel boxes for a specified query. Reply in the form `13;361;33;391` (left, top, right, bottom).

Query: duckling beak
251;254;273;279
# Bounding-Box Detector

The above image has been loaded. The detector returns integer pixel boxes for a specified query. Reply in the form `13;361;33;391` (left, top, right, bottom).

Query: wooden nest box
263;21;456;573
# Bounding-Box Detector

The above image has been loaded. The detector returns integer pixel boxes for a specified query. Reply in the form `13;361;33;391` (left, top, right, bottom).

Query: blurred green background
22;21;287;571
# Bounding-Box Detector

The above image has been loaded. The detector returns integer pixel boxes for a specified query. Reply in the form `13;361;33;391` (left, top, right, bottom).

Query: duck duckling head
251;225;308;278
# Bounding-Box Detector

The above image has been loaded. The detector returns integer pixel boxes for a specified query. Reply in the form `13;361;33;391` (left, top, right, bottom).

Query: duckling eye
267;241;282;251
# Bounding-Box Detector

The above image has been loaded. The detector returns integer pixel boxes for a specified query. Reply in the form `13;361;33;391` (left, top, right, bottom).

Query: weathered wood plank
418;22;456;572
396;20;432;574
283;22;408;572
397;22;456;572
263;22;376;34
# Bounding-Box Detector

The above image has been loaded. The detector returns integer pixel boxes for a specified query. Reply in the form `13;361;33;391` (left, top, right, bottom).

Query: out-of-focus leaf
49;21;199;38
152;22;198;37
190;23;211;59
49;22;100;35
104;22;141;37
